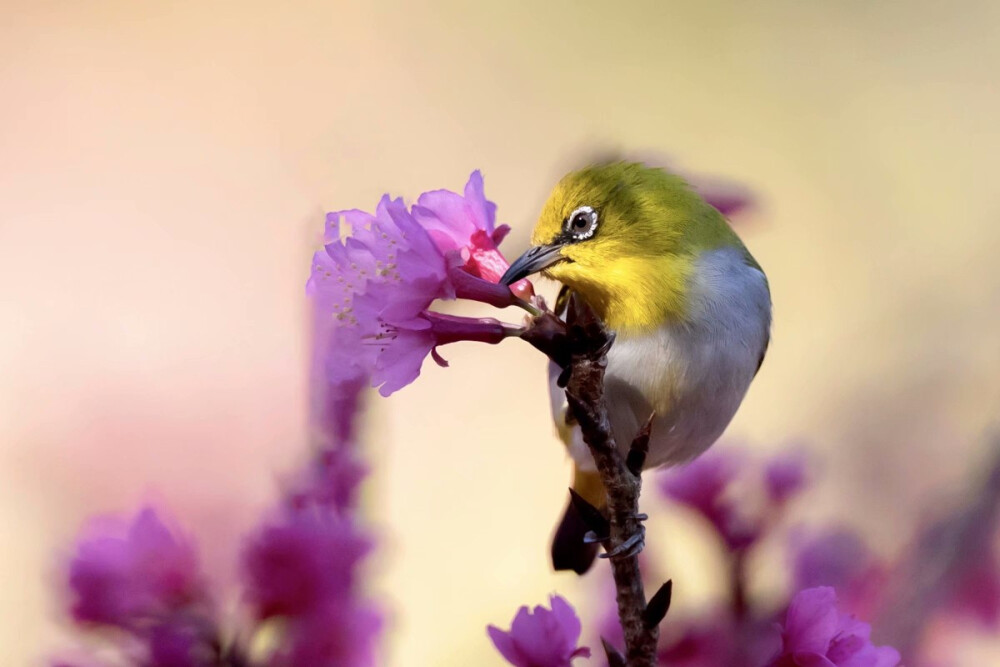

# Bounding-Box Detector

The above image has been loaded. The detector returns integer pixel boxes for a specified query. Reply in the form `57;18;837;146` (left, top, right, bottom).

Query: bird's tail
551;466;605;574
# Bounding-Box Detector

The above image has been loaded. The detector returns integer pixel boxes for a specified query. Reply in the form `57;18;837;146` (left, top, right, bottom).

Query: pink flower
656;611;779;667
68;507;204;628
487;594;591;667
660;448;812;552
946;548;1000;627
147;621;217;667
659;450;760;550
765;452;808;505
770;587;900;667
309;178;526;396
355;296;512;396
659;450;740;516
242;510;372;619
789;528;886;620
658;619;734;667
289;446;369;514
413;170;534;298
311;299;369;447
308;198;451;326
270;604;382;667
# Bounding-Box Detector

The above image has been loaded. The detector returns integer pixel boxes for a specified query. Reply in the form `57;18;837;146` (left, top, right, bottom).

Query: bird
500;161;771;574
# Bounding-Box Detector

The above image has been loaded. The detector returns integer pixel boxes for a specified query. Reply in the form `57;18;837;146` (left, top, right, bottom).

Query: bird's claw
600;525;646;560
583;530;611;545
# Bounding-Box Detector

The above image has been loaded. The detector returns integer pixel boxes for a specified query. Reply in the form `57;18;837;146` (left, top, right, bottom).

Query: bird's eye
565;206;598;240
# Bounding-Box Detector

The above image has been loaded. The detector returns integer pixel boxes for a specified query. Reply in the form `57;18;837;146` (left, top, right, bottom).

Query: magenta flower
312;303;369;448
271;603;382;667
242;510;372;619
657;619;734;667
659;449;740;516
659;449;760;550
309;178;526;396
68;507;204;628
770;587;900;667
147;621;218;667
412;170;533;298
790;528;886;620
329;290;513;397
946;549;1000;627
487;594;591;667
308;198;451;325
373;309;513;395
765;451;808;505
288;445;369;514
660;448;812;552
655;611;779;667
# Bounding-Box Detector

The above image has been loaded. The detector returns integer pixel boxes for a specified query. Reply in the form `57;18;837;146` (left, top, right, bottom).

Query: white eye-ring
565;205;598;240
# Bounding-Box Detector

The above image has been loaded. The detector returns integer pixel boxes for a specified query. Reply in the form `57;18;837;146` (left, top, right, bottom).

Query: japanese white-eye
501;162;772;573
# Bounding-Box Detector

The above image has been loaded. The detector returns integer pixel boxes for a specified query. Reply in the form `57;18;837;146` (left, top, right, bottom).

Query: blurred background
3;1;999;664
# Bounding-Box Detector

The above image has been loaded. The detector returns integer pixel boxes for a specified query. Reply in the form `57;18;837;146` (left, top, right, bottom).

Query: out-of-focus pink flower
659;450;760;550
769;587;900;667
659;450;740;517
487;594;591;667
147;621;217;667
68;507;204;628
655;611;779;667
242;511;371;619
306;298;370;511
764;452;808;505
790;528;886;620
943;540;1000;627
660;448;813;552
313;330;368;447
691;177;756;218
413;170;534;298
290;446;369;514
657;614;735;667
271;604;382;667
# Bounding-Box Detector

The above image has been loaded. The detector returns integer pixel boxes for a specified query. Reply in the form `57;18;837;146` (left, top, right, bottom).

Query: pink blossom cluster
582;445;1000;667
307;171;534;396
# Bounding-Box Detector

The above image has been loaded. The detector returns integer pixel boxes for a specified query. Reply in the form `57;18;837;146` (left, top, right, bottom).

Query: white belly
559;246;771;471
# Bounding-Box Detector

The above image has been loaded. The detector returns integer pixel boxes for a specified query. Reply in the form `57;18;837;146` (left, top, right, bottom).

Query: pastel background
2;1;999;665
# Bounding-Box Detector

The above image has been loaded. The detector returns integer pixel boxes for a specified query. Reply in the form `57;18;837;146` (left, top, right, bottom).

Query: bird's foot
588;513;646;551
600;523;646;560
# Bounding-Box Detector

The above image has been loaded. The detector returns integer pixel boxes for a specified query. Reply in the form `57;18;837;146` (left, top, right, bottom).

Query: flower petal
549;594;583;645
783;587;840;655
488;624;529;667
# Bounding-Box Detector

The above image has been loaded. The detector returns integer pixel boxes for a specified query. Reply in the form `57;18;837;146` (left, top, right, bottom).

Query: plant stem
731;550;749;621
559;300;658;666
513;297;543;317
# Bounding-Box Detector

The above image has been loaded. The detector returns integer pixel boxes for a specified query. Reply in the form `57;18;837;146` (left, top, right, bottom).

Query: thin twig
524;297;660;665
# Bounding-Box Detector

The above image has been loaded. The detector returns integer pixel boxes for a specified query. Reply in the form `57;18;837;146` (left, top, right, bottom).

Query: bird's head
501;162;743;334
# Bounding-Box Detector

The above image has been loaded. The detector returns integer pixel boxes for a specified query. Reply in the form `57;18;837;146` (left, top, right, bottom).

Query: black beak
500;244;565;285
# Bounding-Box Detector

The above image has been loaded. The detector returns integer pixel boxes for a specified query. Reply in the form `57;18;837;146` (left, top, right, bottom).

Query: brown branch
524;296;660;666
